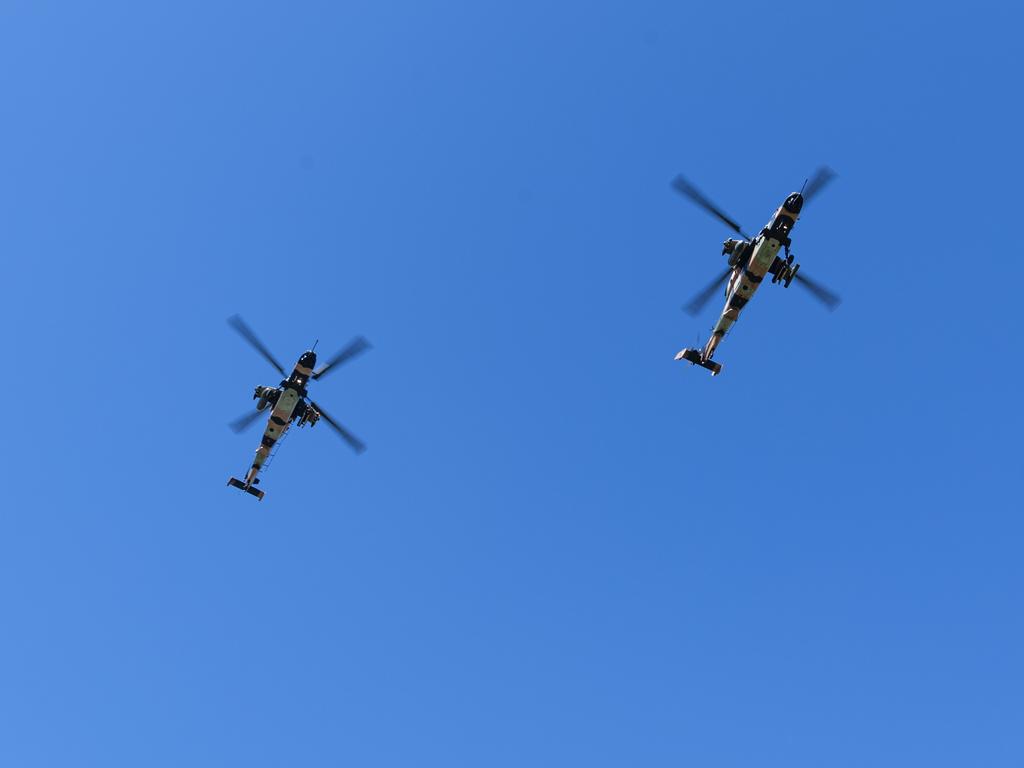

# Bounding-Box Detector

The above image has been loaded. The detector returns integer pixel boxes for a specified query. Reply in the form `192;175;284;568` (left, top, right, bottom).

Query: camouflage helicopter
226;314;369;500
672;167;841;376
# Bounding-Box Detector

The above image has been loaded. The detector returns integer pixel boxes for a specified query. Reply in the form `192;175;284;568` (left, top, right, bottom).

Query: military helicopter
671;167;841;376
226;314;370;500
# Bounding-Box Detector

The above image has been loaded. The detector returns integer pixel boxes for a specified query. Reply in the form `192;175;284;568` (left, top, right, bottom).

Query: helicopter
671;167;841;376
226;314;370;500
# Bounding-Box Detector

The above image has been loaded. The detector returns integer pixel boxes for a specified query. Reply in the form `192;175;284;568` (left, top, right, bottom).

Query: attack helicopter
671;167;841;376
226;314;370;500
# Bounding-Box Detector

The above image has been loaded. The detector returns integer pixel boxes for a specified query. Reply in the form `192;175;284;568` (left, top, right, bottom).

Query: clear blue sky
2;1;1022;765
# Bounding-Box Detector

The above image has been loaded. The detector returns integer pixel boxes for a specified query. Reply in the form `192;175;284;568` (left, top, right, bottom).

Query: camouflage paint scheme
227;352;317;500
245;354;314;485
676;191;804;374
227;314;370;500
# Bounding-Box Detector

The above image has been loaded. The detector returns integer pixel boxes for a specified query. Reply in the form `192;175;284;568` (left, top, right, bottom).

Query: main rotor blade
312;336;371;381
793;271;841;311
671;175;751;239
683;268;732;316
310;400;366;454
229;409;264;433
803;166;836;203
228;315;286;377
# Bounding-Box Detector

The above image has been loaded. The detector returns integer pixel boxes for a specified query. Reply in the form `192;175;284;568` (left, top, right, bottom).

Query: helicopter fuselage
672;167;839;375
705;216;792;359
245;385;302;486
228;352;317;500
677;192;804;374
226;314;369;500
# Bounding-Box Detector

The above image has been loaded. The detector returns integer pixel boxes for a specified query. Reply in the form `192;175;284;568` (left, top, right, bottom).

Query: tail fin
227;477;265;500
674;348;723;376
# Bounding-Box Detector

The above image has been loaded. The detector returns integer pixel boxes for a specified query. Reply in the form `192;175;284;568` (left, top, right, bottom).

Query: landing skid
227;477;265;500
674;348;723;376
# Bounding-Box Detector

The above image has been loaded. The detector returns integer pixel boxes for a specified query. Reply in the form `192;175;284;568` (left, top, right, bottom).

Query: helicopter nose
783;192;804;214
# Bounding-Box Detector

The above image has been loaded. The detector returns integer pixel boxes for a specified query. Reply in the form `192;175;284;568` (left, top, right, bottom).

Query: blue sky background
2;1;1022;765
